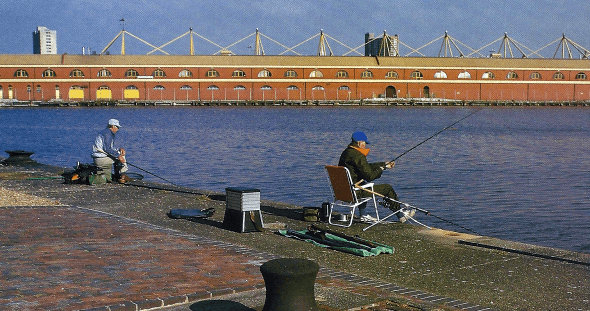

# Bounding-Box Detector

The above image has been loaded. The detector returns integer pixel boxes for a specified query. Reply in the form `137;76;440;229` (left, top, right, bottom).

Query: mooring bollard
2;150;36;165
260;258;319;311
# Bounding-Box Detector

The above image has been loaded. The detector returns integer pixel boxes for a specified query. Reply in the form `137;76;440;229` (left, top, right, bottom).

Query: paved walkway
1;205;270;310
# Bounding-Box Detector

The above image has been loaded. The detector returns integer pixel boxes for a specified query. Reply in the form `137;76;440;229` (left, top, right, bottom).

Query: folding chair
324;165;379;227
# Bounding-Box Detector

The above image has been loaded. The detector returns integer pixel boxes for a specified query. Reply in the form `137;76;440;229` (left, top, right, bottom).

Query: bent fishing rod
355;180;479;234
96;149;177;185
387;108;482;164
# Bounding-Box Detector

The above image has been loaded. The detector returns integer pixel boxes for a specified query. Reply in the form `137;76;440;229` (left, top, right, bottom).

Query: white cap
108;119;121;128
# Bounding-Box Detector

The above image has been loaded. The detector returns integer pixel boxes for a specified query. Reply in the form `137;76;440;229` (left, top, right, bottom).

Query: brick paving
0;206;270;310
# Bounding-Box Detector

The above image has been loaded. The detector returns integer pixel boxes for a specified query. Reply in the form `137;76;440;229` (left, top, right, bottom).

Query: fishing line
355;180;479;234
422;211;480;235
390;108;482;162
96;149;176;185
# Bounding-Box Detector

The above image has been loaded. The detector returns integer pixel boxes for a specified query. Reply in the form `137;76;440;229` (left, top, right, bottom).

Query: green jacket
338;145;385;183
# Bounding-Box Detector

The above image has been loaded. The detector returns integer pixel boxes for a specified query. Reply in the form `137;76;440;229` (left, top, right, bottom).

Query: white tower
33;26;57;54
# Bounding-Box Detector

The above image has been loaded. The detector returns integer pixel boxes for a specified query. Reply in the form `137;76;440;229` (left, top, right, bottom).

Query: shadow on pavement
190;300;257;311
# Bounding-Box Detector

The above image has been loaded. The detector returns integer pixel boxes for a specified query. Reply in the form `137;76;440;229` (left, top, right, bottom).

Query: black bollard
3;150;36;165
260;258;319;311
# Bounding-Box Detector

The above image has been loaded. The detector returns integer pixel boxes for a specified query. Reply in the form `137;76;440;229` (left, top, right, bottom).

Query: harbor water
1;106;589;254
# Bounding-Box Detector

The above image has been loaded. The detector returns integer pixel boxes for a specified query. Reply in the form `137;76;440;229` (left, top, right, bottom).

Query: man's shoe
396;208;416;223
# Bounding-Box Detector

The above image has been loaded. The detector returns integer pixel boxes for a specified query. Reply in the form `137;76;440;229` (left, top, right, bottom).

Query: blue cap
351;131;370;144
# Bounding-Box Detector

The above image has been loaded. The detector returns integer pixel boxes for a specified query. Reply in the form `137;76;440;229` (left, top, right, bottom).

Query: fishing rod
354;180;479;234
96;149;177;185
388;108;482;163
124;161;177;185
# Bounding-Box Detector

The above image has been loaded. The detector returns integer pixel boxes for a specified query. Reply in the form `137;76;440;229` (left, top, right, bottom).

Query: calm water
1;106;589;253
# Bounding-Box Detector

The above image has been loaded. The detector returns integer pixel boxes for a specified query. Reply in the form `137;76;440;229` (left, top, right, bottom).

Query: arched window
258;69;272;78
575;72;587;80
98;85;110;90
458;71;471;79
530;72;542;80
385;71;399;78
180;85;192;90
434;71;448;79
153;85;165;90
338;85;350;90
232;69;246;77
126;85;138;90
361;70;374;78
70;69;84;78
261;85;272;90
553;72;565;80
207;85;219;90
179;69;193;78
312;85;325;90
153;69;166;77
482;71;495;79
14;69;29;78
125;69;139;77
284;70;298;78
336;70;349;78
234;85;246;90
42;69;57;78
97;69;112;77
410;70;423;79
506;71;518;80
206;69;219;78
287;85;299;90
309;70;323;78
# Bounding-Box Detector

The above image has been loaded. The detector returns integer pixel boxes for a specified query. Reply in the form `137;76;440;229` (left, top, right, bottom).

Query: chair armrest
354;182;374;190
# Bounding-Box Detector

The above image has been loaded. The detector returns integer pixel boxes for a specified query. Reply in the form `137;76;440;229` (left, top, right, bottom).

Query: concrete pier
0;162;588;310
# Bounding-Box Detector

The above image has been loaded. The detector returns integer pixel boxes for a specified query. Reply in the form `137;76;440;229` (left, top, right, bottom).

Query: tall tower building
33;26;57;54
365;33;380;56
365;32;399;57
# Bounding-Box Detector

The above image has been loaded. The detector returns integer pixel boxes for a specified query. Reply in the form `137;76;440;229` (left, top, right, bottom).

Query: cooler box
222;187;264;233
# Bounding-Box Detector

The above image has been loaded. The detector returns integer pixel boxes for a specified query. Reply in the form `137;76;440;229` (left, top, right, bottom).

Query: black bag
168;208;215;220
62;163;103;184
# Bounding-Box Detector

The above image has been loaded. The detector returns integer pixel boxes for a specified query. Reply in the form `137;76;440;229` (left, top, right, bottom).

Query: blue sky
2;0;590;57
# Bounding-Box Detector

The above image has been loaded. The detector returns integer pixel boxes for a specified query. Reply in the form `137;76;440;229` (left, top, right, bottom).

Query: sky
2;0;590;58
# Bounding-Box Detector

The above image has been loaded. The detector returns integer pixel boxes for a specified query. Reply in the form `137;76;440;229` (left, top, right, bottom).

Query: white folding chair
324;165;379;227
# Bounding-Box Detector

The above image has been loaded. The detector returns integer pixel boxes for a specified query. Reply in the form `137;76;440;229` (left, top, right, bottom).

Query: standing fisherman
91;119;127;183
338;131;415;223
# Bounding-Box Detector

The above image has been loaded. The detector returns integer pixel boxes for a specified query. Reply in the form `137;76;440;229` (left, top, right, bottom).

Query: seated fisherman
338;131;415;223
91;119;127;183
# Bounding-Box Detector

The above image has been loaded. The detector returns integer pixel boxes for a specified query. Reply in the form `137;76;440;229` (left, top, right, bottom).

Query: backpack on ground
62;162;105;185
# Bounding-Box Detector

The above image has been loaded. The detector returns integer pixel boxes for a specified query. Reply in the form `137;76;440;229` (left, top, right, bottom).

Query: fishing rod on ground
96;149;177;185
354;180;480;234
385;108;482;165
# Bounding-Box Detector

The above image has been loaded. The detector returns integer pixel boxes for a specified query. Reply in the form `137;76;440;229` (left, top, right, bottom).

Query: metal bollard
260;258;319;311
3;150;36;165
